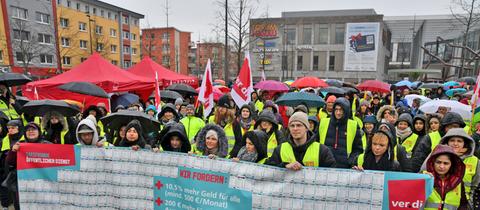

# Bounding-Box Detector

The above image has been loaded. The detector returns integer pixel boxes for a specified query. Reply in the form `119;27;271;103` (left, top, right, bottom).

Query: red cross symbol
155;180;164;190
155;197;163;206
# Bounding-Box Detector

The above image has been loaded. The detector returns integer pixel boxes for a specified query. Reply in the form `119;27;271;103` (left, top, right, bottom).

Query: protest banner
17;144;433;210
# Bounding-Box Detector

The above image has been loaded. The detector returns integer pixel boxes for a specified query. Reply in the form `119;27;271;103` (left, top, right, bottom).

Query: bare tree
214;0;258;76
450;0;480;77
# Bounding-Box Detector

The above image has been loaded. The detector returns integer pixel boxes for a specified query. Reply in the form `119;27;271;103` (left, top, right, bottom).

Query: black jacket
159;123;191;153
265;132;336;168
323;98;363;168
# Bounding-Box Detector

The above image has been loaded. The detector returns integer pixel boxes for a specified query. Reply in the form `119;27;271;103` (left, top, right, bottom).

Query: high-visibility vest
1;135;25;151
353;116;363;129
429;131;442;151
266;132;278;157
424;183;462;210
318;118;357;156
361;134;367;149
399;133;418;158
279;141;320;167
224;123;235;153
255;100;264;113
463;156;478;195
0;100;19;120
180;116;206;142
317;109;328;122
308;107;318;117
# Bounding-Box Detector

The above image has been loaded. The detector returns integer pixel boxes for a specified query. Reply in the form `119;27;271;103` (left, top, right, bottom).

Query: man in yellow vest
1;120;24;152
410;112;466;172
0;84;19;120
318;97;363;168
265;112;336;170
180;104;205;144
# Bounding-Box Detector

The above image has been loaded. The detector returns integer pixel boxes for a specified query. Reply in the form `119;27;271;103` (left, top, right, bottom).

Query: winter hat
24;122;41;131
186;104;195;110
363;115;377;125
217;94;231;108
360;100;370;107
145;105;157;114
175;98;183;106
396;113;413;127
7;120;22;127
293;104;308;114
206;129;218;139
288;112;309;129
326;95;337;103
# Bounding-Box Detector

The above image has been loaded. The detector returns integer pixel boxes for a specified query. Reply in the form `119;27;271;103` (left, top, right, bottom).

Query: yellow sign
259;59;271;65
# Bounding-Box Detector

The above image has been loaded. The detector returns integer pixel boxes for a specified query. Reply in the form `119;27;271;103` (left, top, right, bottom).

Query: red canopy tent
128;56;198;89
23;53;155;111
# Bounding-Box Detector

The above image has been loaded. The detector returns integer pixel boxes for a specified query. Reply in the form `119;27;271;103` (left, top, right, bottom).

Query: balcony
123;54;131;61
122;24;129;31
123;39;130;46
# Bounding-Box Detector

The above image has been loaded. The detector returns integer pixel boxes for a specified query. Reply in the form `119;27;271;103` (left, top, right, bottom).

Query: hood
440;112;466;133
376;105;398;122
426;144;465;192
76;116;99;145
365;129;395;160
145;105;158;115
82;105;102;121
377;122;397;146
413;114;427;135
331;97;351;122
440;128;475;158
238;104;253;119
42;111;68;131
243;130;268;162
160;123;191;153
254;110;278;130
363;115;378;125
195;124;229;157
263;100;278;113
158;103;180;121
308;116;319;127
396;113;413;127
121;119;147;148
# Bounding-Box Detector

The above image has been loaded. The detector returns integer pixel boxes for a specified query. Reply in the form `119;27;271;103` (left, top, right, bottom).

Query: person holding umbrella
42;111;75;144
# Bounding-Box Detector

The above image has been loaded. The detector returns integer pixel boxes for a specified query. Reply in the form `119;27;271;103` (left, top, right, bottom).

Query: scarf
396;127;412;142
240;118;253;130
236;146;258;162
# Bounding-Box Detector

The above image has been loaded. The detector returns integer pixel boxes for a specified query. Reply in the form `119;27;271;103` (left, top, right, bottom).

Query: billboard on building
344;22;380;71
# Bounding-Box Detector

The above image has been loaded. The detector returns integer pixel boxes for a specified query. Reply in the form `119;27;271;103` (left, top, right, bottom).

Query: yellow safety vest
351;98;357;118
463;156;478;195
255;100;264;112
266;132;278;157
257;158;266;164
1;135;25;151
308;107;318;117
399;133;418;158
224;123;235;153
280;142;320;167
361;134;367;149
353;116;363;129
317;109;328;122
318;118;357;156
180;116;206;142
424;184;462;210
429;131;442;151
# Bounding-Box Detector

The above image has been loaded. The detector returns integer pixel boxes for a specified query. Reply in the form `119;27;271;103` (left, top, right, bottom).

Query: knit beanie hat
288;112;309;129
175;98;183;106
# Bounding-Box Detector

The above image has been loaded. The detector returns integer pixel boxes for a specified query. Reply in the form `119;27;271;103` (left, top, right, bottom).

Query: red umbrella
214;85;230;93
254;80;289;92
196;87;224;101
291;77;328;88
357;80;391;93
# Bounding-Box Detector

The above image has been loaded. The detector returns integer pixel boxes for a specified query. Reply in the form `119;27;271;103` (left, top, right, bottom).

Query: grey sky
103;0;457;41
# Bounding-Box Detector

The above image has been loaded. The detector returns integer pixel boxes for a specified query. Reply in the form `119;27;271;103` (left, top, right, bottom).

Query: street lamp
86;13;95;54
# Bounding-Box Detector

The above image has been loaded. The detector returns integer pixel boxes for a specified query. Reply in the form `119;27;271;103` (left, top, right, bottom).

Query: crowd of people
0;81;478;209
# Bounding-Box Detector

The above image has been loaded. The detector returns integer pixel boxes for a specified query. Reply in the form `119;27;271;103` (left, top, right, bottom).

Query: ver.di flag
154;71;162;112
231;52;253;108
197;59;214;119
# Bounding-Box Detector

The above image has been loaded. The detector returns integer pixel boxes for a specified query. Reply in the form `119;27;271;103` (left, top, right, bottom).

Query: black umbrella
325;79;343;88
418;83;441;89
160;90;184;101
319;87;346;96
100;110;161;134
59;82;109;98
21;100;80;117
166;83;197;95
342;87;359;94
15;96;30;107
458;77;475;85
0;72;32;86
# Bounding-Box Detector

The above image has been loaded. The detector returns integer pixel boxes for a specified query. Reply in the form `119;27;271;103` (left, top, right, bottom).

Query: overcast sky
103;0;457;41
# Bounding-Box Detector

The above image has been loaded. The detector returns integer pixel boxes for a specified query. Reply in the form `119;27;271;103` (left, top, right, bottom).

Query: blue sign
153;167;252;210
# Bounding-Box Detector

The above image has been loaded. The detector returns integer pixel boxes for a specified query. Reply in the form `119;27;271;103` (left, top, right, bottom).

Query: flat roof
82;0;144;18
281;9;379;18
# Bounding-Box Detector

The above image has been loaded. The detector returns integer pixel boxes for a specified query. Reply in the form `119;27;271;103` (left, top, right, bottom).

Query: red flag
154;71;162;111
198;59;214;118
231;52;253;108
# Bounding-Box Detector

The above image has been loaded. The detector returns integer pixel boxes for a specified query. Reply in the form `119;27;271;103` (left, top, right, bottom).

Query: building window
162;32;169;39
132;48;137;55
313;55;319;70
95;26;103;34
123;16;129;24
35;12;50;24
150;33;155;39
110;45;117;53
123;61;131;68
335;24;345;44
60;18;69;27
16;52;32;62
329;55;335;70
397;42;411;62
162;56;169;64
84;5;89;13
79;40;87;49
40;54;53;64
13;29;30;40
110;29;116;37
123;31;130;40
316;24;328;44
286;28;296;44
114;14;118;20
76;3;80;10
132;34;136;41
111;60;118;65
0;50;3;62
134;19;138;26
92;8;96;15
61;37;70;47
123;46;130;54
80;57;87;62
57;0;61;5
96;43;104;51
67;1;71;7
11;6;28;20
303;27;312;45
62;56;71;65
297;56;303;70
100;10;104;17
79;22;86;31
37;33;52;44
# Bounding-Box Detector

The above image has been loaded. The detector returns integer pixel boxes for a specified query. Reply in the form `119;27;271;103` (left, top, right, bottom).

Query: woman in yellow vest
423;144;468;209
438;128;480;204
353;130;404;171
427;114;442;133
396;113;419;158
1;120;24;152
208;95;235;154
229;104;256;157
254;110;285;158
41;111;74;144
232;130;268;164
192;124;228;158
361;115;377;149
0;84;20;120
